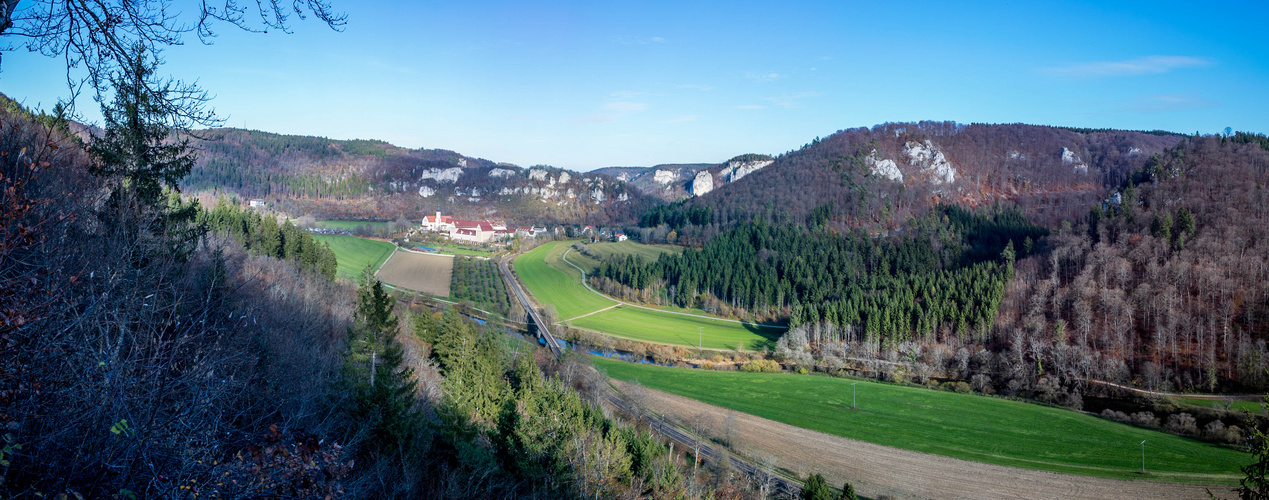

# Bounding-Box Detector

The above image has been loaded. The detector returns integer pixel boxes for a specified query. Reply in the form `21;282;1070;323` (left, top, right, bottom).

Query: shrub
1101;409;1130;422
1165;413;1198;435
1205;420;1227;440
710;354;726;363
1224;425;1246;445
1130;411;1160;428
797;367;808;375
952;381;972;393
739;359;781;373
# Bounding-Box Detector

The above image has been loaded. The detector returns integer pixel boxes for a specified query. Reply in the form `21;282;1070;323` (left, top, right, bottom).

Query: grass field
314;234;396;280
316;220;391;231
572;305;783;350
577;240;682;266
1176;397;1264;413
593;357;1248;483
515;241;783;350
403;241;496;257
514;242;614;319
377;251;454;297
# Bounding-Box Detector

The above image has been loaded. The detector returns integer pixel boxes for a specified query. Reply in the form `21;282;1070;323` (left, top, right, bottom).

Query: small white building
615;233;628;242
421;211;456;233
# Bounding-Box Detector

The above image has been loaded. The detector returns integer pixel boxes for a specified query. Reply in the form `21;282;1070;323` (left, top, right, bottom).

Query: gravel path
619;381;1232;499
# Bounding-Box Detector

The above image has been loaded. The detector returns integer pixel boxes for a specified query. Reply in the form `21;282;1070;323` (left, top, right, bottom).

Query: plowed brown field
377;251;453;296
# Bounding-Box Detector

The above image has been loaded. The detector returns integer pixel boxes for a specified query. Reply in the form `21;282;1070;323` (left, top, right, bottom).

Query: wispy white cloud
767;91;821;108
1042;56;1210;77
609;90;645;99
1119;94;1216;113
603;101;648;112
676;84;714;91
612;36;667;45
662;115;699;124
568;113;618;124
746;72;781;82
736;104;766;110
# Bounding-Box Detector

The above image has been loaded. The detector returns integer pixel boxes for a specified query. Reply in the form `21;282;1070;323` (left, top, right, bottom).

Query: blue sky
5;1;1267;170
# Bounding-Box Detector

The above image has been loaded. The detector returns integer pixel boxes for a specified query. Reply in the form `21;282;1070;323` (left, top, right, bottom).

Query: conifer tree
342;266;420;453
801;473;833;500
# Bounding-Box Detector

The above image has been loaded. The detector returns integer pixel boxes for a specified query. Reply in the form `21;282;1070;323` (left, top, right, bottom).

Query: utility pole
1140;440;1146;474
852;382;858;409
1142;439;1152;474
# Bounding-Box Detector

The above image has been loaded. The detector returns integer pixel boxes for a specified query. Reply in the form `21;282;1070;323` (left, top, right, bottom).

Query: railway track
496;253;563;354
499;249;804;497
603;390;802;498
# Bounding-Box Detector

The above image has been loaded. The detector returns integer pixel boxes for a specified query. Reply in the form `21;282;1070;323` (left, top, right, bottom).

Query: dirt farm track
376;251;453;297
616;381;1227;500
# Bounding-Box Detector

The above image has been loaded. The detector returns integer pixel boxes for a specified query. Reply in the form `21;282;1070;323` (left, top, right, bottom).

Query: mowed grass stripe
573;305;782;351
314;234;396;280
580;240;683;262
514;241;615;319
593;357;1248;483
517;241;782;351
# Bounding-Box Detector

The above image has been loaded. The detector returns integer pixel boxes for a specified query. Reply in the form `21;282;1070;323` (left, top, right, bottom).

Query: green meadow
313;234;396;280
593;357;1249;483
514;241;782;350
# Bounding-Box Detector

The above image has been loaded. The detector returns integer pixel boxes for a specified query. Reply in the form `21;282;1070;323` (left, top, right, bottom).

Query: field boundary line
561;248;787;330
372;247;397;277
565;303;621;322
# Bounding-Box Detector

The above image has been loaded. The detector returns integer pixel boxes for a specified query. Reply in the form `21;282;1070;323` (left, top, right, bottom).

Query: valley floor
616;380;1227;500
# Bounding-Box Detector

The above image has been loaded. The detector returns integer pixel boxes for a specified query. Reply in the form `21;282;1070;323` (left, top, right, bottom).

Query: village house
420;211;517;243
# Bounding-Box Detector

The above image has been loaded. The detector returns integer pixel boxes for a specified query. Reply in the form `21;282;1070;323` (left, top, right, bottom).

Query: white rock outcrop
1061;147;1089;174
418;186;436;198
616;173;630;181
458;158;468;167
489;168;517;178
618;192;629;201
904;140;956;184
691;170;714;196
557;172;571;184
591;189;607;202
653;169;677;185
866;149;903;182
1128;147;1142;157
726;160;773;182
529;168;549;181
419;167;463;183
1061;147;1080;164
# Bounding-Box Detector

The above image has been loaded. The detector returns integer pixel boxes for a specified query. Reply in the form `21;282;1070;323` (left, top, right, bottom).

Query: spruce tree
342;266;420;453
801;473;833;500
840;481;858;500
88;45;209;257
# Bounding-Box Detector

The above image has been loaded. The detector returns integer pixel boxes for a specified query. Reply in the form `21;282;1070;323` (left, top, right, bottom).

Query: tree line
199;201;338;280
600;205;1042;346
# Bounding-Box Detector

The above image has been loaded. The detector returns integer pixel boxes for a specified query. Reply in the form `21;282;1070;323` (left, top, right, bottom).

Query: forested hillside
640;122;1182;244
599;205;1045;343
182;128;657;225
999;133;1269;393
0;91;758;498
